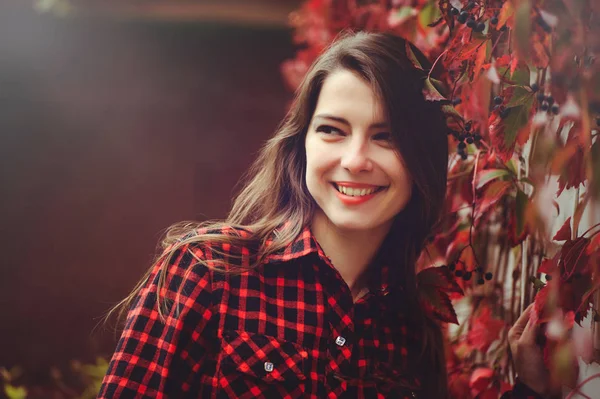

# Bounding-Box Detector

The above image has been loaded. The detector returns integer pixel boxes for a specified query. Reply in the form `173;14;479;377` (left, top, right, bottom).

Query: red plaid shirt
99;225;542;399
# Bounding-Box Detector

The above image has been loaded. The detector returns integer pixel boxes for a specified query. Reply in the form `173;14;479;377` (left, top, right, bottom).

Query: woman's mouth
333;183;386;196
331;183;387;205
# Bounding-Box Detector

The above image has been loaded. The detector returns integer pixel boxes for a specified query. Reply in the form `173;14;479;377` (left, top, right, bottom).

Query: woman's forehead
314;69;388;125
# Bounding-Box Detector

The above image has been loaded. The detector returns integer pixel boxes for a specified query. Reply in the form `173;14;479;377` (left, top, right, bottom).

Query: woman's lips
331;182;387;205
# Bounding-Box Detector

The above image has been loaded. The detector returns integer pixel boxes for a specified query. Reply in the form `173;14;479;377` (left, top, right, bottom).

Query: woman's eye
316;125;343;135
373;132;392;141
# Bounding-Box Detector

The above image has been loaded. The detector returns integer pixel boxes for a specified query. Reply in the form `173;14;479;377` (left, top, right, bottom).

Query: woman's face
305;69;413;235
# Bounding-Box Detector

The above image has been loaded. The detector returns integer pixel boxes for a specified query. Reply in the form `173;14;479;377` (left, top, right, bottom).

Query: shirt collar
263;224;398;296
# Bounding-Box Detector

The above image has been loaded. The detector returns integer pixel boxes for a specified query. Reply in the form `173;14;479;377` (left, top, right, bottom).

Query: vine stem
428;49;448;79
564;372;600;399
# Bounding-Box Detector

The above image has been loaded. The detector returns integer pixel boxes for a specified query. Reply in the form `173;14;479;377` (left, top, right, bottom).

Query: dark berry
546;96;554;106
551;105;559;115
448;263;456;271
464;121;472;131
494;96;503;105
452;97;462;105
475;266;482;272
463;271;472;281
536;92;545;102
458;13;468;23
531;83;539;92
460;152;468;160
475;22;486;32
466;136;474;144
477;278;485;285
459;133;467;141
474;133;482;141
490;16;498;25
458;142;467;150
465;1;475;10
451;7;459;15
485;272;493;280
467;18;476;28
541;102;549;111
500;108;510;118
455;269;464;277
545;274;552;281
500;25;508;31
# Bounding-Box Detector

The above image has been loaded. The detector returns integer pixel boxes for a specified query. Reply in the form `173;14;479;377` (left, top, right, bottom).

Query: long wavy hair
109;31;449;398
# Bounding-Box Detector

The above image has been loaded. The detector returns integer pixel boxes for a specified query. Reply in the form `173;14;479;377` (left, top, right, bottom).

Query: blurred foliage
1;358;108;399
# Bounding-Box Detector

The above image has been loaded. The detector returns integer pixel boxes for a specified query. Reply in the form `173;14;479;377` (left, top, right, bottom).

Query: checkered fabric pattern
98;225;542;399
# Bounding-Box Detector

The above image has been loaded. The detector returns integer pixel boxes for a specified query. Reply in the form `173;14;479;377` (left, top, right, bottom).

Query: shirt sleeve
500;378;545;399
97;243;214;398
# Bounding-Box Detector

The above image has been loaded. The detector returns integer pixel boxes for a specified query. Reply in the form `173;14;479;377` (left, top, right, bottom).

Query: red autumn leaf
448;370;471;399
417;266;464;295
417;284;460;324
538;252;559;274
469;367;494;397
417;266;463;324
534;284;551;319
560;237;590;278
445;230;470;264
587;234;600;255
553;217;572;241
473;42;488;80
467;306;505;353
557;144;587;196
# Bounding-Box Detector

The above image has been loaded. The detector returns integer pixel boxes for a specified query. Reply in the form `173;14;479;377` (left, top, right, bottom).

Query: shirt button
335;336;346;346
264;362;274;372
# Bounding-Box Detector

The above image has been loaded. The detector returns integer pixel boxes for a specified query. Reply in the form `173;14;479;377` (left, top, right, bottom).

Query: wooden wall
0;5;295;369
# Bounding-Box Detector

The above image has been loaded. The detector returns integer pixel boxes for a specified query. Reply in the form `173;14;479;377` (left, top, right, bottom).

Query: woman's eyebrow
313;114;389;129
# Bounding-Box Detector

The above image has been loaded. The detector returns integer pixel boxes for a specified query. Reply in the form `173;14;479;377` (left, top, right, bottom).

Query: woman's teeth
335;184;380;196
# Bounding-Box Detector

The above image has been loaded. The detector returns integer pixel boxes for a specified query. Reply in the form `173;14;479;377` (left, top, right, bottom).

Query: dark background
0;1;299;370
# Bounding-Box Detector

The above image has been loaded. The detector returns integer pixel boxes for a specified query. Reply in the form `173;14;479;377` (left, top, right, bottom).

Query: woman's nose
340;139;373;173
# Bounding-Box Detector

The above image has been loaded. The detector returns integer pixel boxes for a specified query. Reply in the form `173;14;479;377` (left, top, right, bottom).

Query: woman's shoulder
166;223;262;272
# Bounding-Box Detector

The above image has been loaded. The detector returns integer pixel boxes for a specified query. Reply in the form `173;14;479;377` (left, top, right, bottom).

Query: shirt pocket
215;330;308;398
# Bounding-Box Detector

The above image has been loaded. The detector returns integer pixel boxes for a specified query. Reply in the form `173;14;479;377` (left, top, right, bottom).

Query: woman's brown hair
108;30;449;398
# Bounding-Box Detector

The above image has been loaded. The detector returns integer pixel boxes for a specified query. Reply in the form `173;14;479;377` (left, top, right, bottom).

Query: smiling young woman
99;31;550;399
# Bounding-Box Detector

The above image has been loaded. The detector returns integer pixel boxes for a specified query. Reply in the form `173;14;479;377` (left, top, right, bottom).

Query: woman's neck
310;210;391;299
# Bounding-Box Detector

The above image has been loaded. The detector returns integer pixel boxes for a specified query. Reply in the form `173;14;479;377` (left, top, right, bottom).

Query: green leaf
423;77;446;101
514;0;532;61
511;66;531;86
506;86;534;107
476;169;511;189
515;189;528;237
503;100;533;148
506;158;518;175
4;385;27;399
442;104;464;120
405;41;424;70
418;0;441;29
